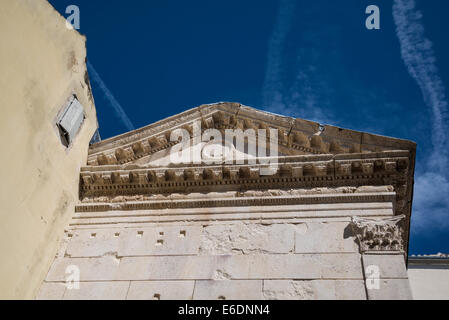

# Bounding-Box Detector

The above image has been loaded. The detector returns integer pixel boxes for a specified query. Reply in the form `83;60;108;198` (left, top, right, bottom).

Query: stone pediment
86;102;416;167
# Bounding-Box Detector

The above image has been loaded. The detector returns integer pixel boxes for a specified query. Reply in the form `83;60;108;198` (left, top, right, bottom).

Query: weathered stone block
294;222;358;253
362;254;408;279
118;225;201;256
66;229;119;257
127;281;194;300
46;253;363;282
263;280;315;300
65;226;201;258
193;280;263;300
200;223;295;255
63;281;130;300
36;282;66;300
313;280;366;300
263;280;366;300
366;279;413;300
320;253;364;279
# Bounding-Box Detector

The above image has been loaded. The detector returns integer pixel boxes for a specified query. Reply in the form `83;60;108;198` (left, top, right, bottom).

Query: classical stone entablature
38;103;416;300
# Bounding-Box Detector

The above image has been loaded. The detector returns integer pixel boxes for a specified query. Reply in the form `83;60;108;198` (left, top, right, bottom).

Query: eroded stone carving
263;281;315;300
80;186;395;204
199;223;295;255
350;215;405;252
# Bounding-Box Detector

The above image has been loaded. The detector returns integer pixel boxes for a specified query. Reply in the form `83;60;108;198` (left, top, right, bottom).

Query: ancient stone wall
38;187;411;300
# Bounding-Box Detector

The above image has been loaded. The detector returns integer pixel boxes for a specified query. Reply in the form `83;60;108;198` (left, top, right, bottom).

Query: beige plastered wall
408;267;449;299
0;0;98;299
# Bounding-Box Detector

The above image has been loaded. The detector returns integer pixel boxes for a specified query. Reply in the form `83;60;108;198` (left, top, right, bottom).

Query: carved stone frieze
76;189;396;213
350;215;405;252
80;185;395;204
79;154;408;198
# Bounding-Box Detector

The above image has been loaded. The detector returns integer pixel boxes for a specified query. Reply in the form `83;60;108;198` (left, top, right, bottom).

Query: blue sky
49;0;449;255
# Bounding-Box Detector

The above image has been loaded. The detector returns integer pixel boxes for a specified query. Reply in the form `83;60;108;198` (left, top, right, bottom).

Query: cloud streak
393;0;449;231
87;61;135;132
262;0;334;125
262;0;296;114
393;0;449;169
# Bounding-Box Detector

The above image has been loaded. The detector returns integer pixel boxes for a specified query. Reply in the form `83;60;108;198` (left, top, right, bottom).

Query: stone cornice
80;152;410;197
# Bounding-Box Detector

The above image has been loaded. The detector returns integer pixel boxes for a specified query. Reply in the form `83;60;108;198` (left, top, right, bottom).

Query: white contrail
262;1;333;124
393;0;449;171
262;0;296;115
393;0;449;231
87;61;135;131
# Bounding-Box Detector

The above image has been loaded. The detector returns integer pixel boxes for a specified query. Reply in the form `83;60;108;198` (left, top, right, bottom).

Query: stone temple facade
37;102;416;300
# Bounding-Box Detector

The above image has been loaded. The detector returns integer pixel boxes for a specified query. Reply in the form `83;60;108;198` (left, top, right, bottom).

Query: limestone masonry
38;102;416;300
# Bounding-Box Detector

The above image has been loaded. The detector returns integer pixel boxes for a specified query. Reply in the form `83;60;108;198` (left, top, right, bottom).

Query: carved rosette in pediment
350;215;405;253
